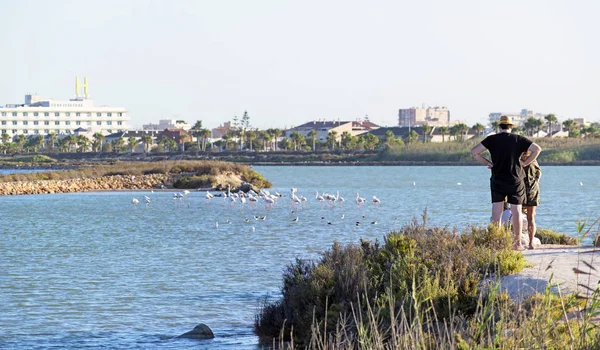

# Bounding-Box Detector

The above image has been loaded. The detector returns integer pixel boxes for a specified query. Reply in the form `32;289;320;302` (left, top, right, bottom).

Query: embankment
0;174;169;196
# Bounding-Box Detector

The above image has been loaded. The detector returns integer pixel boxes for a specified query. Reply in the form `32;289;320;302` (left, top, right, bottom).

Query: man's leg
491;201;504;227
526;206;536;249
510;204;523;249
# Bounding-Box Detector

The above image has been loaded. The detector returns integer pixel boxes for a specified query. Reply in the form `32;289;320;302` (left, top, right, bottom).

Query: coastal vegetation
0;160;271;195
255;219;600;349
255;219;527;346
3;130;600;165
536;228;579;246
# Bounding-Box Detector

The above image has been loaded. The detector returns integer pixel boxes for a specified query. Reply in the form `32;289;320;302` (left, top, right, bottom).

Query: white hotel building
0;78;129;139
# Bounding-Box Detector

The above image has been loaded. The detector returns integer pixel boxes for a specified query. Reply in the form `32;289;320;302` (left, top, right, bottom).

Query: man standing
471;115;542;250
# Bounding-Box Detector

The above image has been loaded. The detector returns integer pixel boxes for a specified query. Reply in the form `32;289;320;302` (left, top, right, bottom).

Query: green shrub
539;150;577;163
173;175;213;189
536;228;578;245
254;221;525;345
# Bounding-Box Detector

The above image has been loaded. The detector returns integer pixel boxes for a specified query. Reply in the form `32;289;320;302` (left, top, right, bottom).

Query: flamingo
265;196;275;209
299;195;308;209
336;191;345;208
315;191;325;207
248;194;258;209
131;198;139;205
372;196;381;207
355;193;365;208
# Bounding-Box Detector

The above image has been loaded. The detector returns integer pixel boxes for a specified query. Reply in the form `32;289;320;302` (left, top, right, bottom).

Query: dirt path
500;245;600;300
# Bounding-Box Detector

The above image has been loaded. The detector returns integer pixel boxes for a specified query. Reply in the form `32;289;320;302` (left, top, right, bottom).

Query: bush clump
254;221;525;345
536;228;578;245
173;175;213;189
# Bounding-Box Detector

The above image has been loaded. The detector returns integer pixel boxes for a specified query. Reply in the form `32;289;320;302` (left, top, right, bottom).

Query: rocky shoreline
0;174;169;196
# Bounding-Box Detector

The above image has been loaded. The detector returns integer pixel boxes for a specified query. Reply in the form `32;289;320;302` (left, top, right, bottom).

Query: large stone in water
178;323;214;340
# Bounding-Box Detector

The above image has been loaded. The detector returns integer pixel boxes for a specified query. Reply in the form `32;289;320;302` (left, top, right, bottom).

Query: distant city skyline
1;0;598;130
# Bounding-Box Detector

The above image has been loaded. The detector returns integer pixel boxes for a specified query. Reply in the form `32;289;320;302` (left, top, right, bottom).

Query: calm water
0;166;598;349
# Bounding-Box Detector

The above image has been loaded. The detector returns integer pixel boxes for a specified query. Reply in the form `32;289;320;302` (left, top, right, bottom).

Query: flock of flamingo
131;188;381;210
127;185;407;234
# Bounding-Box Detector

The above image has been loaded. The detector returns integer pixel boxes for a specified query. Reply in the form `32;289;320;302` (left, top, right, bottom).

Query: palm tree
438;126;448;142
199;129;211;151
532;118;544;137
268;128;282;151
289;132;304;151
93;132;105;152
190;120;204;151
57;137;70;152
562;119;578;138
259;131;270;151
472;123;485;137
403;130;419;144
245;130;256;151
327;131;338;150
1;133;10;144
16;134;26;152
363;133;379;150
46;132;57;151
142;135;153;153
76;135;90;152
280;138;293;151
221;134;232;151
112;136;126;153
32;135;44;152
421;123;431;143
307;129;318;151
457;123;470;141
66;134;78;152
544;114;557;136
449;125;460;141
340;131;354;150
524;118;537;137
128;136;140;153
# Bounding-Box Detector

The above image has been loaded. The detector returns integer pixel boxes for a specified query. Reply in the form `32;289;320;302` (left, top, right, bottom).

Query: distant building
105;130;161;152
142;119;191;131
398;106;451;127
367;126;477;143
285;119;380;142
488;109;547;128
0;77;129;140
157;128;192;144
211;121;236;139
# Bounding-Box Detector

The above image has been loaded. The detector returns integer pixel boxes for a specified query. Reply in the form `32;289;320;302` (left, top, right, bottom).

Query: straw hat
499;115;513;125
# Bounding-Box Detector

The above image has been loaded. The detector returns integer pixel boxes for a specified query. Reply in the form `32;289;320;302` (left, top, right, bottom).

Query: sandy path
499;245;600;301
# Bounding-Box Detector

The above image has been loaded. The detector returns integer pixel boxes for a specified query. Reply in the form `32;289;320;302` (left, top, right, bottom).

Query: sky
0;0;598;130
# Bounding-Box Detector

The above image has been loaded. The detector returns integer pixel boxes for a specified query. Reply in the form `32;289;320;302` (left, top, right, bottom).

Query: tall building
0;77;129;139
398;106;451;127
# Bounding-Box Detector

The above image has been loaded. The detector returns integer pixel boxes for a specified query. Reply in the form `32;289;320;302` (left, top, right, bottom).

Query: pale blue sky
1;0;597;129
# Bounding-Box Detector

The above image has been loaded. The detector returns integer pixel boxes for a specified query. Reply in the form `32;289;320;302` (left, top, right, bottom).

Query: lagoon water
0;166;598;349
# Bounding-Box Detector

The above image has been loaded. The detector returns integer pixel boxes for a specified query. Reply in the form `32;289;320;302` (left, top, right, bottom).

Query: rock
235;182;259;193
521;234;541;247
178;323;214;340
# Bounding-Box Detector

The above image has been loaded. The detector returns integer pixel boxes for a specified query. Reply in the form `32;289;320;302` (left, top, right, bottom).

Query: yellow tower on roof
75;77;89;98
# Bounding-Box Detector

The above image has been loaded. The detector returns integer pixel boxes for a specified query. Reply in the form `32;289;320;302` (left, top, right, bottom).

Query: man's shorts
490;179;525;205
